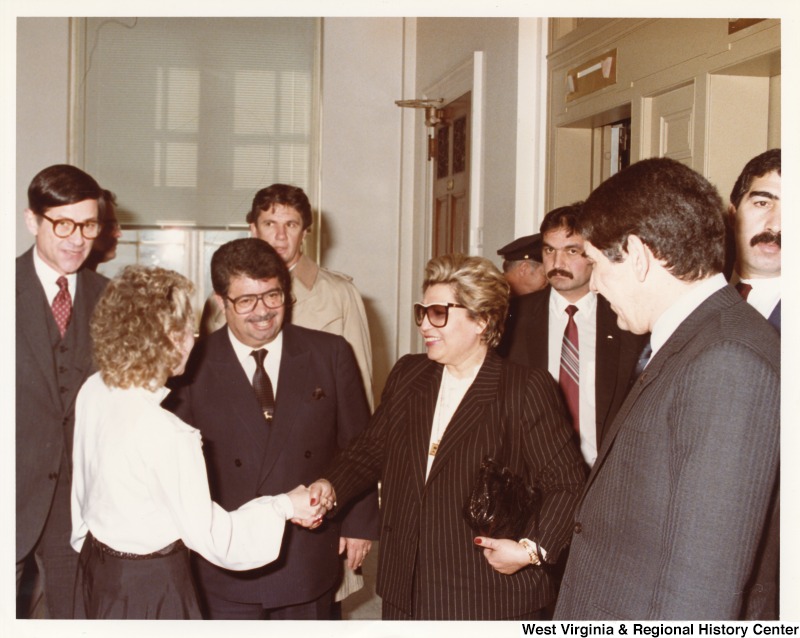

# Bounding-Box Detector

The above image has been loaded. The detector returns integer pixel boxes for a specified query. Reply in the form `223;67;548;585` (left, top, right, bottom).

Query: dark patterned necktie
52;276;72;338
632;340;653;380
559;305;580;432
736;282;753;301
250;349;275;422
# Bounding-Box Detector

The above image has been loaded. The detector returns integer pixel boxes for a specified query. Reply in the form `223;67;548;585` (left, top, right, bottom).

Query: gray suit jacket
16;248;108;561
553;285;780;619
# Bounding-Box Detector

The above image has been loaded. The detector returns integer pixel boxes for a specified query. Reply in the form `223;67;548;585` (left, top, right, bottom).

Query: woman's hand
474;537;533;574
286;485;326;525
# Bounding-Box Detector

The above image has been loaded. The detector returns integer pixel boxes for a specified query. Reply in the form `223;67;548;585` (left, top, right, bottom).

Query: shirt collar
650;273;727;358
550;288;596;315
227;326;284;367
32;246;78;293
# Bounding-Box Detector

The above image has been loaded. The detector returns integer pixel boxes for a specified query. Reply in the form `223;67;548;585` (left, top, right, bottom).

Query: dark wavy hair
729;149;781;209
540;202;584;236
578;157;725;281
27;164;115;226
211;237;291;300
246;183;313;229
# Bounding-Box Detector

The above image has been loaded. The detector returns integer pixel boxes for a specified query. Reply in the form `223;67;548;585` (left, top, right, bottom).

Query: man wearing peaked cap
497;233;547;296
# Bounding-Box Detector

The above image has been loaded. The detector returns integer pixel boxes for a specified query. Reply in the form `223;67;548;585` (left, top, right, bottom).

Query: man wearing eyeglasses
165;238;378;620
16;164;113;618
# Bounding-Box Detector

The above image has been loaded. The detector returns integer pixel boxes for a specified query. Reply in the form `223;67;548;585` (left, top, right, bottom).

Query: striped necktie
559;305;580;432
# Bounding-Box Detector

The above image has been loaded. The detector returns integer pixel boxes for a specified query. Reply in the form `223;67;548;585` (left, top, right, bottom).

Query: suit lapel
258;326;310;482
594;295;621;439
17;250;61;408
426;352;501;484
207;331;270;456
581;286;738;500
405;360;443;497
527;291;550;369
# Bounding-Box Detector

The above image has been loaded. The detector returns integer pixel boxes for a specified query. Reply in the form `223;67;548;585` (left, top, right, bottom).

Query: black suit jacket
164;323;379;607
326;350;587;619
16;248;108;561
498;289;646;453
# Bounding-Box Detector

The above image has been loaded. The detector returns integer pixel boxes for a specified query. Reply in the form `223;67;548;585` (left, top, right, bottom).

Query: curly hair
91;266;195;389
422;254;510;348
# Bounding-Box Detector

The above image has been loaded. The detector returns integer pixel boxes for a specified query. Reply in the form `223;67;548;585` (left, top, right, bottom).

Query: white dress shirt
649;273;727;360
71;372;293;570
32;247;77;304
228;327;284;396
732;274;781;320
547;290;598;466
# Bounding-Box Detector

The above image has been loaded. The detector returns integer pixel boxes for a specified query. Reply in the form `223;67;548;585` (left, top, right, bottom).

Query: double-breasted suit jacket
554;286;780;619
499;288;647;451
164;323;379;608
16;248;108;562
326;350;587;619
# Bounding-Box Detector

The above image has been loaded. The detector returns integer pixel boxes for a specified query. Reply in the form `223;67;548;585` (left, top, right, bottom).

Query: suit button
59;386;68;394
58;366;67;374
304;451;312;459
234;459;242;467
574;522;583;534
59;345;68;353
48;472;58;480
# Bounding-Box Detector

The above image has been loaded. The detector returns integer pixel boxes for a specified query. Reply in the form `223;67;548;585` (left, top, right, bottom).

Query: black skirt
75;533;202;619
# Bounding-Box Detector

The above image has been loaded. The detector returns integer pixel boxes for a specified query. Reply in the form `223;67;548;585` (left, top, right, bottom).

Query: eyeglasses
413;302;467;328
226;289;285;314
40;213;102;239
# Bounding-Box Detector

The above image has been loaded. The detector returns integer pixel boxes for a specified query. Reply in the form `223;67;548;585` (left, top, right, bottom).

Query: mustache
547;268;573;279
246;311;278;324
750;231;781;248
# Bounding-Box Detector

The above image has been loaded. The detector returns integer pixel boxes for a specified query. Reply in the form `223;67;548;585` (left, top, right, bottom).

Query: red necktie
736;282;752;301
52;276;72;338
251;349;275;423
559;305;580;432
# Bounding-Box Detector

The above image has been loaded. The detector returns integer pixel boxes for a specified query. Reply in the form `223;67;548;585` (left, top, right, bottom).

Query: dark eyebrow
748;190;780;202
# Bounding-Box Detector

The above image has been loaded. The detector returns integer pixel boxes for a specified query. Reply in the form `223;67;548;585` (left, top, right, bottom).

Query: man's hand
474;537;532;575
339;537;372;570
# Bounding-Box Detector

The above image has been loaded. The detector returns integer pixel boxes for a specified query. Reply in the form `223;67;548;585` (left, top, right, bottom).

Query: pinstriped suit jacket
554;286;780;619
326;350;587;619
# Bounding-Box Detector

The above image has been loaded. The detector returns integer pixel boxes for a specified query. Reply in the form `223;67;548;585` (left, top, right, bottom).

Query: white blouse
71;372;293;571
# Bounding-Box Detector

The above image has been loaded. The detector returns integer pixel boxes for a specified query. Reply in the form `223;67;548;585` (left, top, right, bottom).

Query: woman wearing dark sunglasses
311;254;586;620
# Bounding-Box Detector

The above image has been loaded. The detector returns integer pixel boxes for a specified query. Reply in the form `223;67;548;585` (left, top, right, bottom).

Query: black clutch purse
463;455;540;541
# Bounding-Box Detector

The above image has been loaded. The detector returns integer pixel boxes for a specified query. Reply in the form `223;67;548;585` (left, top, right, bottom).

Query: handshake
286;479;337;529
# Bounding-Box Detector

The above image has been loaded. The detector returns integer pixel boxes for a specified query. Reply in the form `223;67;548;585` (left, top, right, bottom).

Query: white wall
319;17;405;398
415;18;521;267
16;18;71;255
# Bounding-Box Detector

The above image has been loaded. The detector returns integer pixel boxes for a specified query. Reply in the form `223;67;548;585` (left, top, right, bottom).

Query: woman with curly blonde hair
71;265;323;619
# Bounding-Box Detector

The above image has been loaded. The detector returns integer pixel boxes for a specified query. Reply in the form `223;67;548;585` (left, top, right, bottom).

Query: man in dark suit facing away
553;158;780;620
16;165;112;617
499;204;645;468
165;238;378;619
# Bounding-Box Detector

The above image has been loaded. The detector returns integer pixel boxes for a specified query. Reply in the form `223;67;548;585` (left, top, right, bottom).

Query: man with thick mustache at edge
728;148;781;619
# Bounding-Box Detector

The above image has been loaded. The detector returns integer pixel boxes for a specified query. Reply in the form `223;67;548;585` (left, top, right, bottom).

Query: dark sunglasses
413;302;467;328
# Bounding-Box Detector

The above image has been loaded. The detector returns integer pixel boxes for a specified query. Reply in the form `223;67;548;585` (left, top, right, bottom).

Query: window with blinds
75;17;319;229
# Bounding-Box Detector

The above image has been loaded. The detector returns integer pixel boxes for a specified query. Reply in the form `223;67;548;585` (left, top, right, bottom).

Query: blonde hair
91;265;195;389
422;254;510;348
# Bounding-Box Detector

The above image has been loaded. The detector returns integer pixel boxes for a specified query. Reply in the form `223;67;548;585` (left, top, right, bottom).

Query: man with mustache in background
729;149;781;333
499;204;645;469
728;149;781;619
